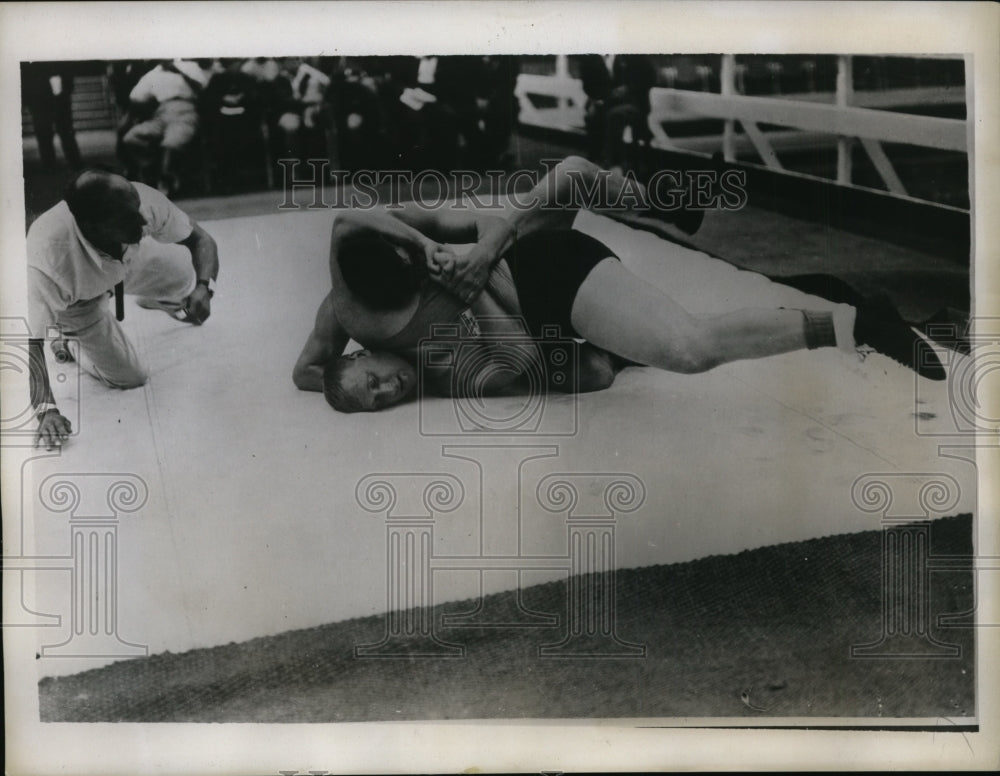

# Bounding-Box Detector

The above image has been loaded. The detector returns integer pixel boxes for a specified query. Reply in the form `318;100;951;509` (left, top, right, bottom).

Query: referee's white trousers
56;241;196;389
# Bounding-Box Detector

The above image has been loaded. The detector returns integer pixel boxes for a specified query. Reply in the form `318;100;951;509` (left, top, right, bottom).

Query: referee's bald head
64;168;145;246
65;168;139;221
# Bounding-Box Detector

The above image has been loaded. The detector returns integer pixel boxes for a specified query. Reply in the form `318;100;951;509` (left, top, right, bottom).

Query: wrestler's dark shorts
504;229;619;339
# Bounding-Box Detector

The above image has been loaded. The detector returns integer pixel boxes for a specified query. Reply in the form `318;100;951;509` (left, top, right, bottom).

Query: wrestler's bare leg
502;155;682;237
569;258;855;374
485;158;834;375
472;157;942;380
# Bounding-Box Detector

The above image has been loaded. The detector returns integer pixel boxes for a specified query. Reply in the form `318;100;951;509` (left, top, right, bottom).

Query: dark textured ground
39;514;974;723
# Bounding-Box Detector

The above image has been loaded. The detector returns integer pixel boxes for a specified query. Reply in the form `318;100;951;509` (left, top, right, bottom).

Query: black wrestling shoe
669;205;705;236
854;295;946;380
643;196;705;235
641;168;706;235
919;307;972;355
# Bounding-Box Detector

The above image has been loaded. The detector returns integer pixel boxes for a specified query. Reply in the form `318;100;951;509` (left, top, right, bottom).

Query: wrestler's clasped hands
426;245;493;304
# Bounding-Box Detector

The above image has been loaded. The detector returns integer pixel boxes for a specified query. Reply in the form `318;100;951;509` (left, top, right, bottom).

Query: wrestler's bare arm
329;208;441;273
390;200;511;245
392;156;635;303
293;291;350;392
391;202;516;304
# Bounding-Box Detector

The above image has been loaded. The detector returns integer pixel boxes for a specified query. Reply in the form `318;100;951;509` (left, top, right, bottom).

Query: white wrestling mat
9;208;976;677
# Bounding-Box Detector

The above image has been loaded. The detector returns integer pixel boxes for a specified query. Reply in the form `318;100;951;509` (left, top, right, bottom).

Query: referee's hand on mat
182;284;212;325
35;409;72;450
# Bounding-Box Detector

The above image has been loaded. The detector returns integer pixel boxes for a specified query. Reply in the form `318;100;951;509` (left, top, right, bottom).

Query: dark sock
800;310;837;349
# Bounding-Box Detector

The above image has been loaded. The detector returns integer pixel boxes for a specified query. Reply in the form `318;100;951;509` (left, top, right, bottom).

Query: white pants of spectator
122;99;200;157
56;241;196;389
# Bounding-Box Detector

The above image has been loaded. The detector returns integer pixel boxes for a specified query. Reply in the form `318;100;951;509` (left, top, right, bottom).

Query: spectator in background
241;57;300;165
289;57;331;132
579;55;656;172
121;59;209;196
328;58;391;172
108;60;158;179
109;60;157;115
469;55;520;170
201;59;266;192
386;55;432;170
22;61;83;170
427;55;482;170
395;56;517;171
579;54;614;163
241;57;282;85
266;56;331;162
388;56;449;170
604;55;656;172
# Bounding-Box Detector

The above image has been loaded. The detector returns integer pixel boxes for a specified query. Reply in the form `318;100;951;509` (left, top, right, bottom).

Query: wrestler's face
340;350;417;411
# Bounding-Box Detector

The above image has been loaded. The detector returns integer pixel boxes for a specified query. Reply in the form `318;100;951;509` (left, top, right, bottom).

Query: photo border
2;1;998;773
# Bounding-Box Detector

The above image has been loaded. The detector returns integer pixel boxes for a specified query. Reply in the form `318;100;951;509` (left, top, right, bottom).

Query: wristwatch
34;402;59;419
196;277;216;298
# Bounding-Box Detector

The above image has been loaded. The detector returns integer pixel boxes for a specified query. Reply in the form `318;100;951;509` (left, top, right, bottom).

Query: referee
27;168;219;449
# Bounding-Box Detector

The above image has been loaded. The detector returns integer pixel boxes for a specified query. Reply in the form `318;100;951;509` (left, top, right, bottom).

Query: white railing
515;65;588;134
514;54;968;200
